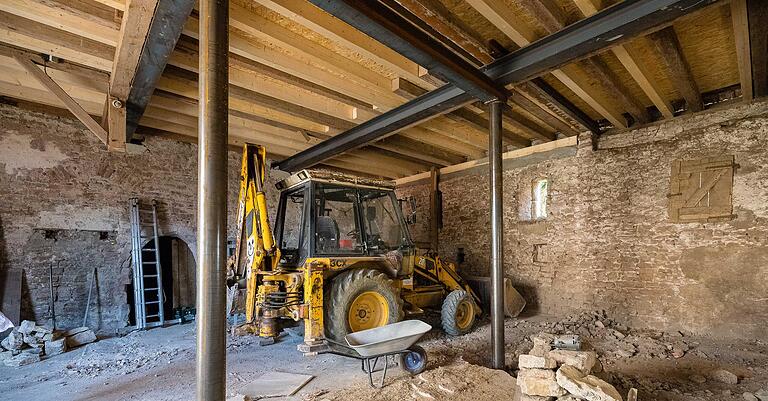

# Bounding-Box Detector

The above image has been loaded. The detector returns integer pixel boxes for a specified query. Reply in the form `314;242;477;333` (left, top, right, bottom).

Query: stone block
517;368;567;397
710;369;738;384
23;346;43;355
3;352;40;367
547;349;597;374
0;350;13;361
33;325;52;335
63;327;90;337
521;395;555;401
66;329;97;348
533;333;555;348
555;365;622;401
45;338;67;356
17;320;35;334
23;333;40;347
1;329;24;351
520;354;558;369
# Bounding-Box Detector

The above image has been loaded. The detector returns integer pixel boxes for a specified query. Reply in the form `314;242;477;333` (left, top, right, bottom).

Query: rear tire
325;268;404;341
400;345;428;374
441;290;476;336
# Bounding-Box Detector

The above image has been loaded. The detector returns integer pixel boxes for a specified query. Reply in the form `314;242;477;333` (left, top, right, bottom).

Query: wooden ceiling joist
746;0;768;98
0;0;120;46
0;11;113;71
731;0;768;101
516;0;650;126
649;27;703;113
253;0;427;87
465;0;629;129
572;0;675;119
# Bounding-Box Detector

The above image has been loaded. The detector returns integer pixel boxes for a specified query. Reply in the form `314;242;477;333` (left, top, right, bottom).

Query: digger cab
273;170;416;273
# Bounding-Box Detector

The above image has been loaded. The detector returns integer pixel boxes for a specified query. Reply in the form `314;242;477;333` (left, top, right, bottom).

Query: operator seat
316;215;339;252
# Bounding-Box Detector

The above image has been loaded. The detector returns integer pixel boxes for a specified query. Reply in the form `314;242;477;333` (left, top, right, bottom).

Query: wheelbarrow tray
344;320;431;357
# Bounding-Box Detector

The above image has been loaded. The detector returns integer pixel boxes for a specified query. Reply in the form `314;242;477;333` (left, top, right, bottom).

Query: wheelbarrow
321;320;432;388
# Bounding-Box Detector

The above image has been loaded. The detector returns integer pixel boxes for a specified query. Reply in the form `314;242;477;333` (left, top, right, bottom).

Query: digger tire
325;268;404;341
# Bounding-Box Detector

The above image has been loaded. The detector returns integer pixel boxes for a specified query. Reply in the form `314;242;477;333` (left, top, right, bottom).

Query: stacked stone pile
0;320;97;367
516;333;636;401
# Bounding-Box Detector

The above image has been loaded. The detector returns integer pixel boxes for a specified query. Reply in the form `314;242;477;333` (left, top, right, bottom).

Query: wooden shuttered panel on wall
669;156;736;222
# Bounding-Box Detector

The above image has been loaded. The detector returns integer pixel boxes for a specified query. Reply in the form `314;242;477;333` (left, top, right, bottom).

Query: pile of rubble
539;310;693;361
516;333;635;401
0;320;97;367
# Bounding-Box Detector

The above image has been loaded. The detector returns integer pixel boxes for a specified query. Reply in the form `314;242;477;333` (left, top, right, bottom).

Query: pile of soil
306;359;518;401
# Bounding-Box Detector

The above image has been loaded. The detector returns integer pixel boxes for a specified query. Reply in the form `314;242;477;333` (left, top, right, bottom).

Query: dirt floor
1;311;766;401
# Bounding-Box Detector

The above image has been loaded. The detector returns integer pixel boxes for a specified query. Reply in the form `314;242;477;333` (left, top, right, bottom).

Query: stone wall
0;104;287;332
398;100;768;339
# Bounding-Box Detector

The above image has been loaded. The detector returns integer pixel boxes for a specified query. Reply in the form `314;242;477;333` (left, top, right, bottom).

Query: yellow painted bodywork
230;144;480;349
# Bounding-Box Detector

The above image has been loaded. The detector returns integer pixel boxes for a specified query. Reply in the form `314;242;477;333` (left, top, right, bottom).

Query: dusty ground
1;312;766;401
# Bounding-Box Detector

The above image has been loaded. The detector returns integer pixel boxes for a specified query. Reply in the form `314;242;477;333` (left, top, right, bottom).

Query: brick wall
398;100;768;339
0;104;287;332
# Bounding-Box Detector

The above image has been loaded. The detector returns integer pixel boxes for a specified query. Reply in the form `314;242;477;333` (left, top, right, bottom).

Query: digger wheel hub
348;291;389;332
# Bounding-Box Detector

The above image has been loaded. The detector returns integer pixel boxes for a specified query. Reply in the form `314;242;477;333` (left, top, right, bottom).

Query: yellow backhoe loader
228;144;480;353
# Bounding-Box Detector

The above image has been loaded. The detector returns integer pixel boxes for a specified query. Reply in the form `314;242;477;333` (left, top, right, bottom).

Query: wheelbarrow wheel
400;345;427;375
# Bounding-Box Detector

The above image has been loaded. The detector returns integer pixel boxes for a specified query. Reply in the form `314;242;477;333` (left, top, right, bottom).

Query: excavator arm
231;144;281;324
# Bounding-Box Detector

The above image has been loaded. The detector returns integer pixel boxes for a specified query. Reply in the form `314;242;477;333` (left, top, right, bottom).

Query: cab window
314;185;363;254
361;190;405;253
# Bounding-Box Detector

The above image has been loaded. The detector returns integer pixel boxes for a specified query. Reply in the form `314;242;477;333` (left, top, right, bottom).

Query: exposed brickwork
0;104;287;332
399;100;768;339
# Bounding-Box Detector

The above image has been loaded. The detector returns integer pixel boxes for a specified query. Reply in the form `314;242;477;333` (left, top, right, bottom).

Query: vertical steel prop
488;99;505;369
197;0;229;399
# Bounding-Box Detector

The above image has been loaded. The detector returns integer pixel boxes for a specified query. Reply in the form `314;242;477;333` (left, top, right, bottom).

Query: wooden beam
109;0;160;151
731;0;753;101
612;44;675;119
395;136;578;186
572;0;674;119
517;0;567;35
579;57;650;124
0;12;114;71
184;17;484;151
508;90;580;136
91;0;126;11
253;0;427;87
110;0;159;99
0;0;120;46
748;0;768;98
0;45;109;86
388;0;493;65
516;0;648;126
169;40;361;123
649;27;703;112
465;0;618;129
106;96;126;151
13;55;108;146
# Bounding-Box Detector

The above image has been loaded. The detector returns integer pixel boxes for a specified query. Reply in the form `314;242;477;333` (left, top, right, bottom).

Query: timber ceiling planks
0;0;749;179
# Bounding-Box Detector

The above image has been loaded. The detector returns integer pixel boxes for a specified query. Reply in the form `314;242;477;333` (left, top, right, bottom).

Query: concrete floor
2;313;766;401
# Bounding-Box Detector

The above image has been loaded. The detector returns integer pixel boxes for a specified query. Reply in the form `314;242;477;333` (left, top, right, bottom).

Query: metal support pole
489;99;505;369
197;0;228;400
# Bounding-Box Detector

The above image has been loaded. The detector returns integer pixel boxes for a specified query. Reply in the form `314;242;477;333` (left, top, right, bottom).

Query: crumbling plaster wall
0;104;287;332
398;100;768;339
